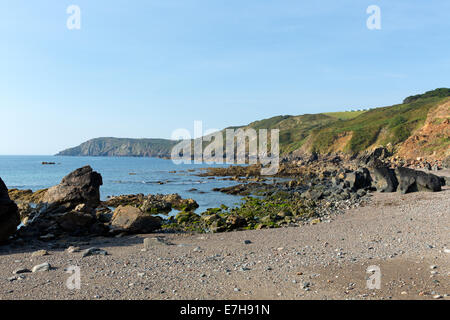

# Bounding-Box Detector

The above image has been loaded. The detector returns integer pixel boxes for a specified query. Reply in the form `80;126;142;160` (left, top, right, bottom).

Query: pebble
31;262;51;272
13;268;31;274
243;240;252;245
82;247;108;258
66;246;81;253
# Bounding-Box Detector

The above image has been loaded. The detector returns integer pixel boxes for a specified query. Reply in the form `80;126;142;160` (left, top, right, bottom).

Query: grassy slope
58;89;450;158
309;95;448;154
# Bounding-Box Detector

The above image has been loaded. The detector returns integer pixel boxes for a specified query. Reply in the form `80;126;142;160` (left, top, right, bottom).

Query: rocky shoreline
1;148;449;246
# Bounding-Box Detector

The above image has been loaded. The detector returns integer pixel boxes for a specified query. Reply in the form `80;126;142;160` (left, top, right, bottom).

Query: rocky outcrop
111;206;162;234
0;178;20;242
42;166;102;212
344;168;372;191
394;167;442;194
104;193;199;213
16;167;106;239
370;167;399;193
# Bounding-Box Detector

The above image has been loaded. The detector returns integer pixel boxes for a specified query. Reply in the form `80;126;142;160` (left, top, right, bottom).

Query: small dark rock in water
82;247;108;258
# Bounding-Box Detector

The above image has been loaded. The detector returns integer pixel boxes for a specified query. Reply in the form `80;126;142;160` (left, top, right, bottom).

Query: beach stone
226;215;247;230
31;249;48;257
370;166;399;192
111;205;161;234
13;268;31;274
0;177;20;242
41;166;103;212
344;168;372;191
66;246;81;253
394;167;442;194
32;262;50;272
82;247;108;258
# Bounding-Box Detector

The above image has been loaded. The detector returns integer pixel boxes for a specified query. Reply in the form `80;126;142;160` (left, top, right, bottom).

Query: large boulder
42;166;102;212
344;168;372;191
359;147;391;166
394;167;442;194
370;166;399;192
0;178;20;242
111;206;161;234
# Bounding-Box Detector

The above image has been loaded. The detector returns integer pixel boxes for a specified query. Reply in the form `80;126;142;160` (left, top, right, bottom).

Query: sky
1;0;450;155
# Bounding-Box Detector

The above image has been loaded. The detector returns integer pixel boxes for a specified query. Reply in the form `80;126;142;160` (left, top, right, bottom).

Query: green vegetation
323;110;367;120
309;94;450;154
403;88;450;104
57;137;178;157
58;88;450;158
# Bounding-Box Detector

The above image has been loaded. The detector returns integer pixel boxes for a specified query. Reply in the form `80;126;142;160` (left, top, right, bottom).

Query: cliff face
57;89;450;161
56;137;178;158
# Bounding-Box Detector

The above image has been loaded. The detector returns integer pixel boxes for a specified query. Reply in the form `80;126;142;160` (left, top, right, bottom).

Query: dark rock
82;247;108;258
344;168;372;191
370;167;399;192
439;176;450;187
56;211;95;234
42;166;103;212
226;215;247;230
360;147;391;166
111;206;161;234
395;167;442;194
0;178;20;242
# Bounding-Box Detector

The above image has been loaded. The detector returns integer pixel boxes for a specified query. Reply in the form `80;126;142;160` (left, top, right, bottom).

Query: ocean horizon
0;155;244;214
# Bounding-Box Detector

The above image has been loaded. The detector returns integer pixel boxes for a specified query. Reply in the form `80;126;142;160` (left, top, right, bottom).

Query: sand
0;187;449;300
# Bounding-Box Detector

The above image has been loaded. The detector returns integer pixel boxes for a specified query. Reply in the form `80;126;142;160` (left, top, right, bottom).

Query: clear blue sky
1;0;449;155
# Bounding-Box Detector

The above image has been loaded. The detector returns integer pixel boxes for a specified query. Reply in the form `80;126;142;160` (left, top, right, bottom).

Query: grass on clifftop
310;95;449;154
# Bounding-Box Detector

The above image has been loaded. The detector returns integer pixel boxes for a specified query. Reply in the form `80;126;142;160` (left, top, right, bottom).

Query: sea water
0;155;245;214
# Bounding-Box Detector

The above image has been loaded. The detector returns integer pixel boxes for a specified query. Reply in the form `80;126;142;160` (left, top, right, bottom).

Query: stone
344;168;372;191
143;237;170;248
31;249;48;257
13;268;31;274
111;206;161;234
226;215;247;230
32;262;51;272
66;246;81;253
0;177;20;242
395;167;442;194
41;166;103;212
56;211;95;233
370;166;399;192
82;247;108;258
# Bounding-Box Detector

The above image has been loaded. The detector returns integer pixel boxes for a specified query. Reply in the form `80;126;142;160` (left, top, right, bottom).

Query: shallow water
0;155;244;213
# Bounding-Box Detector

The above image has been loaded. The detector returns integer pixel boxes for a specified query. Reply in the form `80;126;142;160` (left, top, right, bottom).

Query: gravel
0;186;449;300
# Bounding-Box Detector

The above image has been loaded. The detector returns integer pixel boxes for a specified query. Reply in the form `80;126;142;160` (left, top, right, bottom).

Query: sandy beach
1;184;448;300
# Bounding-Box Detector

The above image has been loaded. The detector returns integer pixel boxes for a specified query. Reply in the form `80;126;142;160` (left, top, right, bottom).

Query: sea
0;155;247;214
